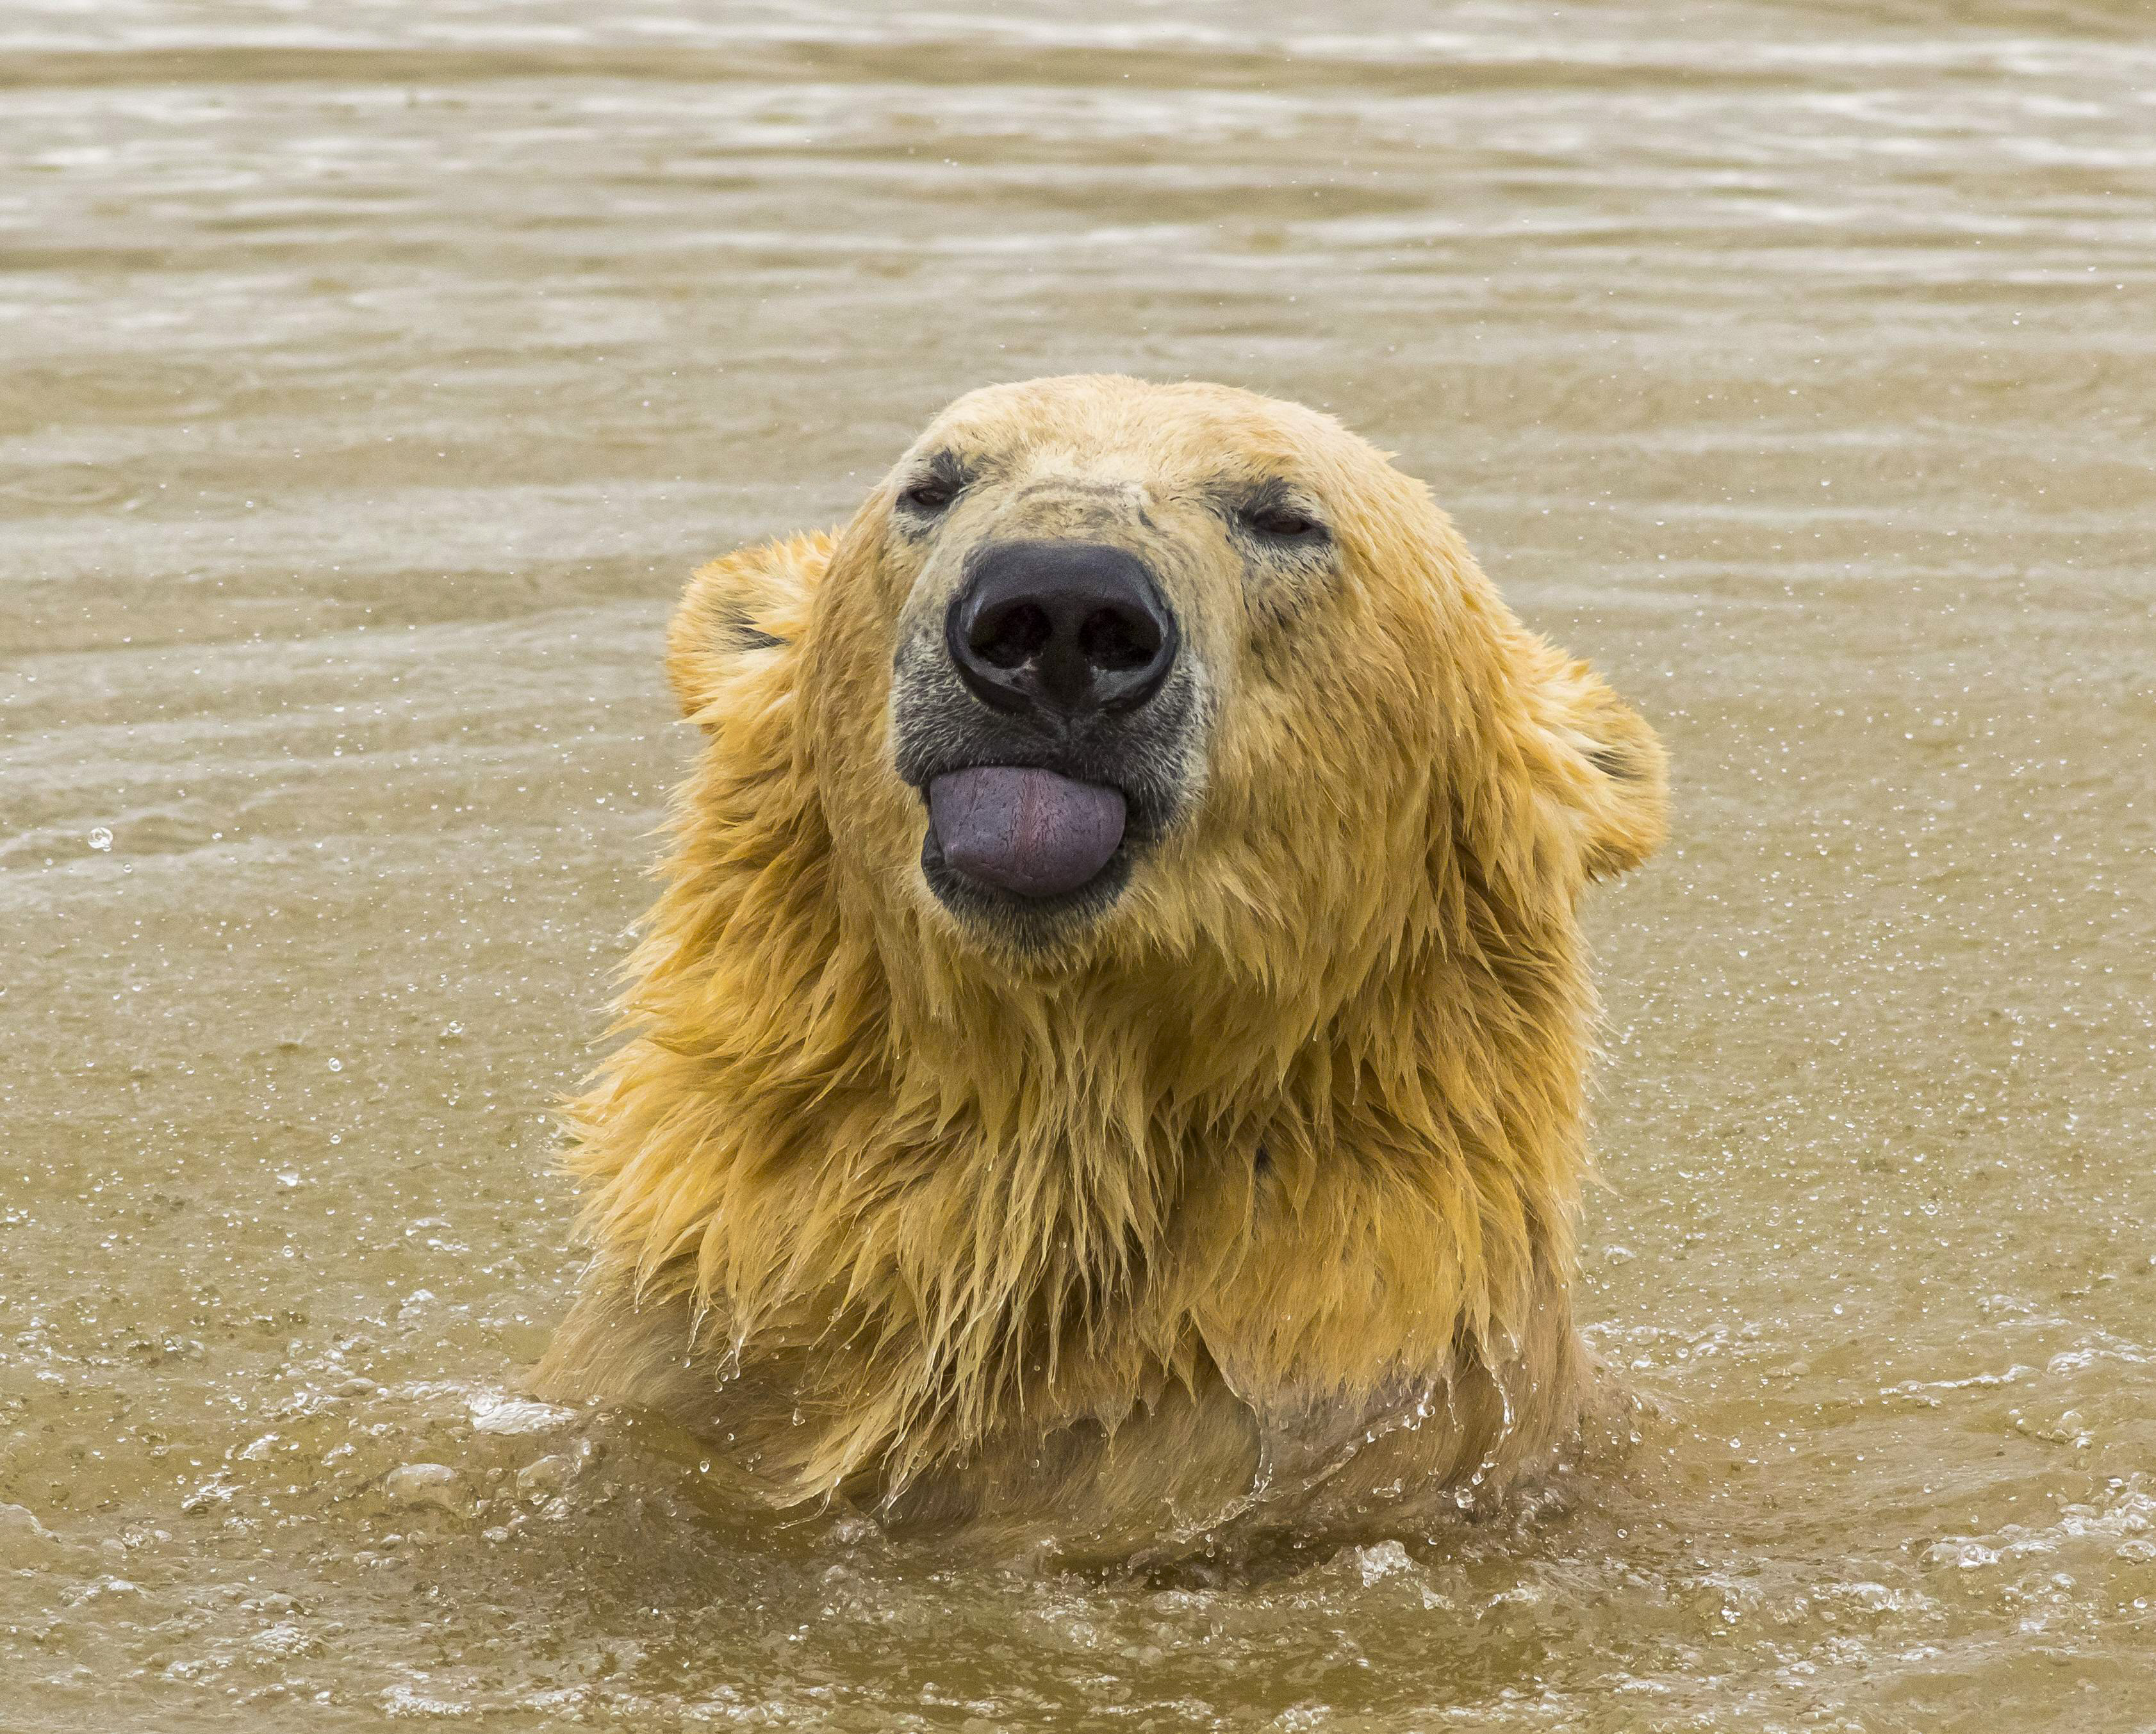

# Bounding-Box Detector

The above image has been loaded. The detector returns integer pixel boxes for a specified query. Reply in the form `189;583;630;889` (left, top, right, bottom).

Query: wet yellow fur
534;377;1666;1557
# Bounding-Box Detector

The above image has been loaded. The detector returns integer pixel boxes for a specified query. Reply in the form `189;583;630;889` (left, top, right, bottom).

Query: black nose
945;541;1179;722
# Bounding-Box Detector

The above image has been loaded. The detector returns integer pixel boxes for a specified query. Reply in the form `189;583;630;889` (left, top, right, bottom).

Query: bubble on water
1355;1540;1415;1584
516;1440;597;1500
516;1455;575;1498
468;1391;578;1436
88;826;113;851
327;1058;343;1072
0;1503;56;1542
1921;1538;2000;1571
383;1685;473;1718
252;1622;313;1659
383;1462;474;1517
67;1575;138;1606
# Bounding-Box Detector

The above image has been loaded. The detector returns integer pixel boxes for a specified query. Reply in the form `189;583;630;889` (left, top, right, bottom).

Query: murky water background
4;1;2155;1727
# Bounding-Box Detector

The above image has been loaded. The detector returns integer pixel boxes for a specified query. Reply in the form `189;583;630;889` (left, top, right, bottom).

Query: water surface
5;2;2155;1728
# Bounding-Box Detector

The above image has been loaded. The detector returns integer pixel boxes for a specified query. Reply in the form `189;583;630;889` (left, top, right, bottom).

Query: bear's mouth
918;765;1143;931
926;766;1128;901
892;625;1202;940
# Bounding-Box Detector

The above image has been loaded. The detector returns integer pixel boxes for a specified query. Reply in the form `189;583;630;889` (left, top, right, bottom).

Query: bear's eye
900;476;958;514
1242;503;1324;541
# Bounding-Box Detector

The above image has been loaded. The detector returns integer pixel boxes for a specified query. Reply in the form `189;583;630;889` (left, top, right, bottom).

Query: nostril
947;541;1179;718
1079;607;1159;673
970;601;1053;669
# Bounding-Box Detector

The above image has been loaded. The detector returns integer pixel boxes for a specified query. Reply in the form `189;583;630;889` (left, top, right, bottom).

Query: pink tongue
929;767;1127;899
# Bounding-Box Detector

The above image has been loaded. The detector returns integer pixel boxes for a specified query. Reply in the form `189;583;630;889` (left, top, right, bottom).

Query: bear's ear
666;530;834;727
1520;639;1669;883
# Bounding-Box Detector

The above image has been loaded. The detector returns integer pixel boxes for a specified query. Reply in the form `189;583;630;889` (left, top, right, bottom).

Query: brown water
5;2;2155;1727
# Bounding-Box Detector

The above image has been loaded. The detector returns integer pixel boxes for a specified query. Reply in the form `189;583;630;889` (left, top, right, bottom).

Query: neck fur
567;631;1592;1495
